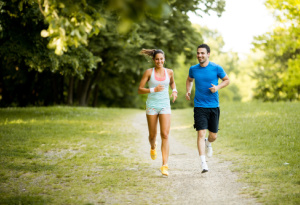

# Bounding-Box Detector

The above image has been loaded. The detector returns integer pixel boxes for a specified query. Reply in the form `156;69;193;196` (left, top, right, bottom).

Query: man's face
197;48;210;64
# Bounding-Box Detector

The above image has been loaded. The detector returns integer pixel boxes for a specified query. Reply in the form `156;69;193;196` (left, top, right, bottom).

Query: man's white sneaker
201;162;208;173
205;139;213;158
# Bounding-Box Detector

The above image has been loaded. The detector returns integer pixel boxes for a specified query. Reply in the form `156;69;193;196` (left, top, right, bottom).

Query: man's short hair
197;44;210;54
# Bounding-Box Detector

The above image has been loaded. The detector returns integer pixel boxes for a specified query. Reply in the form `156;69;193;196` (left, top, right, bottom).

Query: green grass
0;107;172;204
171;101;300;205
1;103;299;204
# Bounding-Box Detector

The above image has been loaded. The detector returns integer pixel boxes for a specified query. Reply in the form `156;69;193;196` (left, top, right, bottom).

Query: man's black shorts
193;107;220;133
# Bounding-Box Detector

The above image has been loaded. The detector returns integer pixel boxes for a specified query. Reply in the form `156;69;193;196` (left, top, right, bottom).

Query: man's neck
200;61;209;67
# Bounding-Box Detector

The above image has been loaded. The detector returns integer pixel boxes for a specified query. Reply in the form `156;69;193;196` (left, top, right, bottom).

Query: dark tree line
0;0;226;107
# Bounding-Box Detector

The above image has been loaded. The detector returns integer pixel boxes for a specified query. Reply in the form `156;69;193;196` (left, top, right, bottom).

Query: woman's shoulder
144;68;153;75
165;68;174;76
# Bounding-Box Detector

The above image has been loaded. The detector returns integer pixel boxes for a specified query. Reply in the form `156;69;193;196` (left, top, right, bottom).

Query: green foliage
265;0;300;23
173;54;195;109
0;1;100;78
219;83;241;102
0;0;226;107
252;0;300;101
38;0;105;55
37;0;172;55
232;52;259;102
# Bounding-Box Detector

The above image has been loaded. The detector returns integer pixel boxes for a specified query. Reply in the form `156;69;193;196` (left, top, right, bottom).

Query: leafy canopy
252;0;300;101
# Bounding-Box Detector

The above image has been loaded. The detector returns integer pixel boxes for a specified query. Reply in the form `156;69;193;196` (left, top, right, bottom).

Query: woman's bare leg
146;114;159;149
158;114;171;165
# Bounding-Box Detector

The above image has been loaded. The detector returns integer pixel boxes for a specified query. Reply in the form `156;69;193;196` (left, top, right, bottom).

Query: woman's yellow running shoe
160;165;169;176
150;149;157;160
150;141;157;160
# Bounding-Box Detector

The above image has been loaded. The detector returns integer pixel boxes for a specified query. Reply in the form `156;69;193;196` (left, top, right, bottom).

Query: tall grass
171;102;300;205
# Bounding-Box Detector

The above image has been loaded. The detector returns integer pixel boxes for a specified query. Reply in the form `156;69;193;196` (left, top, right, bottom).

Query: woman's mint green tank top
146;68;170;108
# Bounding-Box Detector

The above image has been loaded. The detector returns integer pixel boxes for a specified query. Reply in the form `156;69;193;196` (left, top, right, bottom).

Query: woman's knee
160;131;169;140
149;132;157;140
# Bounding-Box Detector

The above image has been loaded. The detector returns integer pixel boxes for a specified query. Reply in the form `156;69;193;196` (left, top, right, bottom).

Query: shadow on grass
6;163;55;173
0;163;55;185
0;195;52;205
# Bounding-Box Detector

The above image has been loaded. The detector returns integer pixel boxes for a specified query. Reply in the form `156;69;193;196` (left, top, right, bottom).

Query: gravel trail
132;112;259;205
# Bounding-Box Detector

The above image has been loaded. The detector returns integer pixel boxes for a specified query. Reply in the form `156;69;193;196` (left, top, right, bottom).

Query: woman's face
153;53;165;68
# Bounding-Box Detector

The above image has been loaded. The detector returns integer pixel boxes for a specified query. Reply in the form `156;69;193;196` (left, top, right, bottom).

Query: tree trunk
77;65;102;107
88;66;102;106
86;83;93;105
78;75;92;106
60;75;64;104
81;66;102;107
0;62;5;106
67;76;74;105
52;74;58;104
92;84;99;107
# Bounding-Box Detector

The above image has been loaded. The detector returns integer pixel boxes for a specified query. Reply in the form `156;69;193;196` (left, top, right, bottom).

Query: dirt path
132;112;259;205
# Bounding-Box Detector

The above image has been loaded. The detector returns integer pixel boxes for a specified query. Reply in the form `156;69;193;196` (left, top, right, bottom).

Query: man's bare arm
186;76;194;100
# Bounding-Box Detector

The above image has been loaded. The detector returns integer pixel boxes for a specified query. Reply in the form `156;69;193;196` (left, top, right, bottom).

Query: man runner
186;44;230;173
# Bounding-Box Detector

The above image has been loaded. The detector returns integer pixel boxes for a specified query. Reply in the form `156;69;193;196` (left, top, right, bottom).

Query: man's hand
186;92;191;100
209;84;218;93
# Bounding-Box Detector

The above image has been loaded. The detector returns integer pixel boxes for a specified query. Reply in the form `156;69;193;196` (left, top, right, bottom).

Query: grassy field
171;102;300;205
0;102;299;204
0;107;170;204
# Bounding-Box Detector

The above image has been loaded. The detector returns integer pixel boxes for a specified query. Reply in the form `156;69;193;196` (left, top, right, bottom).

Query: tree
0;1;100;106
0;0;226;107
79;0;226;107
36;0;173;55
252;0;300;101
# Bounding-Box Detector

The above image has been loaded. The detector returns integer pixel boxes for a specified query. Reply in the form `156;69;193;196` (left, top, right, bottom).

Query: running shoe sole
201;169;208;173
201;162;208;173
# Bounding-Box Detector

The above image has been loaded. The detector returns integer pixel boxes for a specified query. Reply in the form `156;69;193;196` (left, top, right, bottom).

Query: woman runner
138;49;177;176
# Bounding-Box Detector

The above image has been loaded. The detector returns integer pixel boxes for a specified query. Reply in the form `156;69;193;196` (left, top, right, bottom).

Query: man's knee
197;130;206;139
208;132;217;142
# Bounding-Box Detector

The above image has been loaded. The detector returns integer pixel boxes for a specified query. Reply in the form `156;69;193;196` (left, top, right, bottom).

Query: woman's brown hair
140;49;164;59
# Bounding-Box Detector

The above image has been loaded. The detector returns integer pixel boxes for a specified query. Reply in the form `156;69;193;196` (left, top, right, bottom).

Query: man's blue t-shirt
189;62;226;108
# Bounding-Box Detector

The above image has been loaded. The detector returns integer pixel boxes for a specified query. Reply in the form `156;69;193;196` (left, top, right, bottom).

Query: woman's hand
171;91;177;103
155;84;165;92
